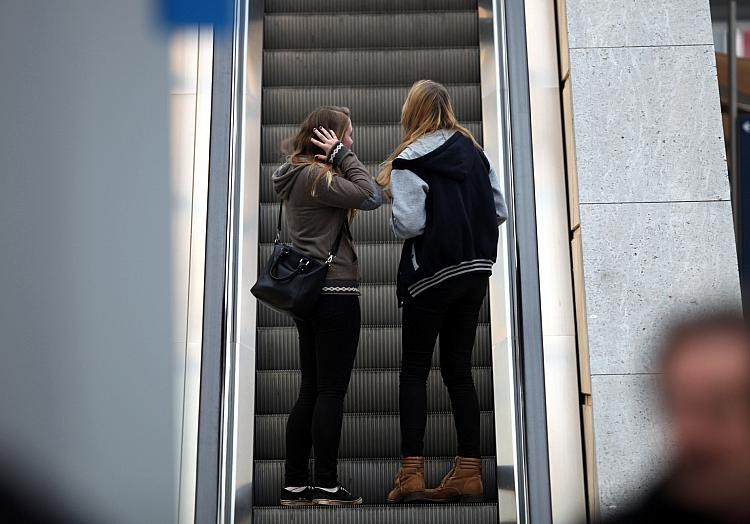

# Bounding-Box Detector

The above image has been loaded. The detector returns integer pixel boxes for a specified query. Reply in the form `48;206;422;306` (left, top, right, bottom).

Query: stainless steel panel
524;0;586;521
176;26;214;524
496;0;554;520
478;1;520;522
232;0;264;522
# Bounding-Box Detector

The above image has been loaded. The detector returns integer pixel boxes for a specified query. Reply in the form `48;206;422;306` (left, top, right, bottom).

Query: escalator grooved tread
261;122;483;164
266;0;478;13
257;283;491;327
264;48;480;87
253;457;500;506
264;13;478;50
256;324;493;370
254;412;496;460
255;368;495;414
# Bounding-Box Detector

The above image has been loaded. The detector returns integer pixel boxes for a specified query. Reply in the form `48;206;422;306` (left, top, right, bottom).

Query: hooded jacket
390;129;508;305
272;145;381;294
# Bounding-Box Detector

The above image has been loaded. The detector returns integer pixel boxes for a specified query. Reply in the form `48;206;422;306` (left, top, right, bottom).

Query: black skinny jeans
400;273;488;458
284;294;360;488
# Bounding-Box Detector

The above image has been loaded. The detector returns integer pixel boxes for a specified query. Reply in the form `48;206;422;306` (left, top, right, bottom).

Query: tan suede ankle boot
425;456;483;503
387;456;426;504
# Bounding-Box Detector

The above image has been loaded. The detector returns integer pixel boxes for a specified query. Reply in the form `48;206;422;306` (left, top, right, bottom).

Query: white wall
0;2;176;522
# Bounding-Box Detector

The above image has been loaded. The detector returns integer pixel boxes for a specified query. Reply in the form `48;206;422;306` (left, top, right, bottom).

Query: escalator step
257;284;491;327
251;504;499;524
258;241;402;284
256;324;493;370
255;368;494;414
261;85;482;126
258;203;396;244
265;0;479;14
260;163;384;203
252;457;498;506
254;412;496;459
261;122;483;164
264;48;480;87
264;13;478;50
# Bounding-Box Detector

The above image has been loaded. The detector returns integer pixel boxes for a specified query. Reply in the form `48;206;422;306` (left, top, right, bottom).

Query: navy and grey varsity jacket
390;129;508;305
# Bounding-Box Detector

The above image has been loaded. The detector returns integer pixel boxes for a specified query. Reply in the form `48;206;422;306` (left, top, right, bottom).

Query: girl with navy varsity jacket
379;80;508;505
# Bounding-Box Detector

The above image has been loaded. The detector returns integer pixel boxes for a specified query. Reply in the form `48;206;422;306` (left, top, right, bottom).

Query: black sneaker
279;486;314;506
311;484;363;506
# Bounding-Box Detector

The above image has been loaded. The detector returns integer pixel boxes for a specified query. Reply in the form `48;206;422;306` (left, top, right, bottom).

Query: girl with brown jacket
272;106;381;507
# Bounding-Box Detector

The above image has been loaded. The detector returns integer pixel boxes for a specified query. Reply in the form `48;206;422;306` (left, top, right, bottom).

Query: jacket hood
398;131;473;182
272;162;307;199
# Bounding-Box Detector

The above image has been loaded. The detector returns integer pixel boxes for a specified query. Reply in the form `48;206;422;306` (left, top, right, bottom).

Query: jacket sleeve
485;154;509;225
390;167;429;239
311;144;382;210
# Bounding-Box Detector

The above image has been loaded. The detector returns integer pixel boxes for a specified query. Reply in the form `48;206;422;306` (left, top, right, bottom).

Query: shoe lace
439;465;457;487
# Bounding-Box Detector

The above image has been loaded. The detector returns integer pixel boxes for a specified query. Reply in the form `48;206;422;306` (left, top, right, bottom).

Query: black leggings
284;294;360;488
399;273;488;458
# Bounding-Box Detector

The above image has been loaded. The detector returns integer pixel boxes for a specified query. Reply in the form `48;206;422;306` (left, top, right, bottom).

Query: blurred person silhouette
606;311;750;524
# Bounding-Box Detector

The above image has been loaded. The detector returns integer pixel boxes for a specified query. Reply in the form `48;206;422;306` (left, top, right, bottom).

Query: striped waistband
407;259;494;298
321;279;361;296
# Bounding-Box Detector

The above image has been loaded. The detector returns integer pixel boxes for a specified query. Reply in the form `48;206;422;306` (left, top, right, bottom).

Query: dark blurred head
660;312;750;518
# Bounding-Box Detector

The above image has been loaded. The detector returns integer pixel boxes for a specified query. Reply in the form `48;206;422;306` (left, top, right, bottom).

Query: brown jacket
272;145;382;292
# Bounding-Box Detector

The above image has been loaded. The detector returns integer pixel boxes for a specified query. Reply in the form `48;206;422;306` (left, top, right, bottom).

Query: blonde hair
377;80;480;189
284;106;351;196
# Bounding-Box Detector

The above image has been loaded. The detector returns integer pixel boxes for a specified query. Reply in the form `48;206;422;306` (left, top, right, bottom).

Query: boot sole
388;491;427;504
313;497;364;506
279;500;314;507
426;495;484;504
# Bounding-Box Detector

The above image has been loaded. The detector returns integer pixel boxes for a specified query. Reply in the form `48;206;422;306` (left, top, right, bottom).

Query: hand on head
310;127;339;162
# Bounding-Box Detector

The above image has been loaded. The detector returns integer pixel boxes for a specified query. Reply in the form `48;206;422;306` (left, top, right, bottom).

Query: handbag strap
277;199;350;266
325;218;350;265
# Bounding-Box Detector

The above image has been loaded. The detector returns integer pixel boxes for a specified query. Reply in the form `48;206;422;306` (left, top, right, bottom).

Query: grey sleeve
359;178;383;211
486;155;508;225
390;168;429;239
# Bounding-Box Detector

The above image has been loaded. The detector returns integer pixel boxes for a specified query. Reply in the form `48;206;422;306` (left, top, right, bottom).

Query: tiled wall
558;0;741;517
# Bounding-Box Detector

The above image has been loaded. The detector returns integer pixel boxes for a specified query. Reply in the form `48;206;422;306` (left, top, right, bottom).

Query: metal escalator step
255;368;494;414
260;163;384;203
253;457;498;506
261;84;481;126
254;412;496;460
256;324;493;370
251;504;499;524
258;203;396;243
265;0;479;13
257;284;491;327
261;122;483;164
258;241;402;283
263;48;479;87
264;13;477;50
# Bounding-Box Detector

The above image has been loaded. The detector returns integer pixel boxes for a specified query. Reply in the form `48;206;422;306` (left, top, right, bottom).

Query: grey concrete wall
562;0;742;516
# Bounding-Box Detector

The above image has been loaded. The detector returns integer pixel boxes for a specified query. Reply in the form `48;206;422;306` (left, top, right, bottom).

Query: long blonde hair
284;106;351;196
377;80;480;188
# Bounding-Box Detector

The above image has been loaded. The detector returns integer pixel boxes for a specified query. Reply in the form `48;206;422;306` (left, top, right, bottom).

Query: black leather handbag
251;200;347;319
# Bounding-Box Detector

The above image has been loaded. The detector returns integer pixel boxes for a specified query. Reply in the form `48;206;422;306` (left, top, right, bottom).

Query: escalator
252;0;501;521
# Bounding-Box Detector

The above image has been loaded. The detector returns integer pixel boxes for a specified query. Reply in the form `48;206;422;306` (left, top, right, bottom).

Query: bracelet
327;141;344;164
